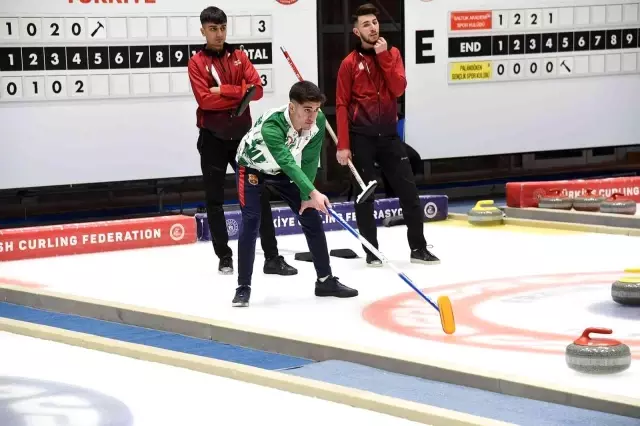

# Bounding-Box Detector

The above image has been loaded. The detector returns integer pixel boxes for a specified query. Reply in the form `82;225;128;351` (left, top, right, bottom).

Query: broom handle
280;46;366;190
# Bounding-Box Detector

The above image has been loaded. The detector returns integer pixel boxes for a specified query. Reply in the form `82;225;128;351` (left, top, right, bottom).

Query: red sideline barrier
506;177;640;207
0;215;196;261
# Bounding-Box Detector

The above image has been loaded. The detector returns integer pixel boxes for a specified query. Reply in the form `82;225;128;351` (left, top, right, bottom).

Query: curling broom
280;46;377;205
327;207;455;335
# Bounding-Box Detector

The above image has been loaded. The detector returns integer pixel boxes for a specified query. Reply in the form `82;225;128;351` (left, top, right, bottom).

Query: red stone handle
581;327;612;338
573;327;620;346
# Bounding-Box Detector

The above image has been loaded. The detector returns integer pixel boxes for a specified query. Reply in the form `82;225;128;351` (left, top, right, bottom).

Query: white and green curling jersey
236;104;326;199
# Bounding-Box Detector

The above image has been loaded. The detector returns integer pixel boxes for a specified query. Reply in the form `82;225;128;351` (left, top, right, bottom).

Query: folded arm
188;59;238;110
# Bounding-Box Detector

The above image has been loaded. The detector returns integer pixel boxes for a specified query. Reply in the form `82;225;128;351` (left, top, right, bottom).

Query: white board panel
0;0;316;190
404;0;640;160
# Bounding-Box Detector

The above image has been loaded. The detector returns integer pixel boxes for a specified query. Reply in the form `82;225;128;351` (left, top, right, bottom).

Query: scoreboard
0;13;274;101
447;5;639;83
405;0;640;160
0;0;314;190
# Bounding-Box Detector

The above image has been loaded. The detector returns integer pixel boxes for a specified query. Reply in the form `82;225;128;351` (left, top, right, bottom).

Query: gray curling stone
600;193;637;215
538;189;573;210
573;189;604;212
566;327;631;374
467;200;504;226
612;276;640;306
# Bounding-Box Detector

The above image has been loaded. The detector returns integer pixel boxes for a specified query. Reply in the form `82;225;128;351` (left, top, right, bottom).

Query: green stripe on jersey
236;105;325;199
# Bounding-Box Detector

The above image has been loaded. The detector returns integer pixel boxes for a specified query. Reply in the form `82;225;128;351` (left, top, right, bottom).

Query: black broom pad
294;249;359;262
330;248;359;259
383;215;405;227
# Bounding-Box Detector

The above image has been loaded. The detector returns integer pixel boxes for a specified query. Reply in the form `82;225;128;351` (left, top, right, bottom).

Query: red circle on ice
362;271;640;359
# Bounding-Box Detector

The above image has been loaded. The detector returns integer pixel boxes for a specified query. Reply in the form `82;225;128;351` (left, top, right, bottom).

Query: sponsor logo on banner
226;219;239;236
196;195;447;242
532;188;547;200
276;0;298;5
506;177;640;207
0;216;195;261
531;184;640;203
169;224;185;242
424;202;438;219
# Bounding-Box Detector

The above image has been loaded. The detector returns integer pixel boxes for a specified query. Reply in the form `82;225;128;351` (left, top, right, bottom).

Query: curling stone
467;200;504;226
600;193;637;215
565;327;631;374
573;189;604;212
611;275;640;306
538;189;573;210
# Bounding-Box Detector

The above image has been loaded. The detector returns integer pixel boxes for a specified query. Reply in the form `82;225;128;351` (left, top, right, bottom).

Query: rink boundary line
0;317;513;426
1;285;639;419
446;213;640;236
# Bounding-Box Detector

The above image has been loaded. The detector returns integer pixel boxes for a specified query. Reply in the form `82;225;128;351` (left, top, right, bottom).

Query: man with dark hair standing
188;6;297;277
335;3;440;267
232;81;359;307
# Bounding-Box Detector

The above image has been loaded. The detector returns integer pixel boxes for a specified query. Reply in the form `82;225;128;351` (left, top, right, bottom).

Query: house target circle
362;271;640;359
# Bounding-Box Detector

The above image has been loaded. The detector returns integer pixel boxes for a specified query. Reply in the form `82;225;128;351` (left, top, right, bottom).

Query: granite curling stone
600;193;637;215
467;200;504;225
612;275;640;306
565;327;631;374
573;189;604;212
538;189;573;210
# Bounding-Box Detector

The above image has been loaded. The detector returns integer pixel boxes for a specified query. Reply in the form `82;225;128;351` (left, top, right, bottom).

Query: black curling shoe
410;247;440;265
219;256;233;274
232;285;251;307
264;255;298;276
315;276;358;298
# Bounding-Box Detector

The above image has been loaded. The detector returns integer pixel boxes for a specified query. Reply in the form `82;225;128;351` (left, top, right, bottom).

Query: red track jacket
335;43;406;151
188;43;264;140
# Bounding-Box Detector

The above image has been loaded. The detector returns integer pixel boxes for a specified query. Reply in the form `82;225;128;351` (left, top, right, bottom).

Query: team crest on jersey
286;135;295;148
248;174;259;185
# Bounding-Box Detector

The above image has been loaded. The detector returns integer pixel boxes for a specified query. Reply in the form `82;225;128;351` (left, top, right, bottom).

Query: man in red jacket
335;3;439;266
188;6;297;277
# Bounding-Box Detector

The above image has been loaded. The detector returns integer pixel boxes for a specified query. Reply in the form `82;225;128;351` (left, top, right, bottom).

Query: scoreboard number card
0;11;275;103
446;3;640;84
0;0;317;191
405;0;640;161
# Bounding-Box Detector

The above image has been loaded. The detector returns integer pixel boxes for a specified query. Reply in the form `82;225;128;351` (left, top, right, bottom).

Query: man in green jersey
232;81;359;307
